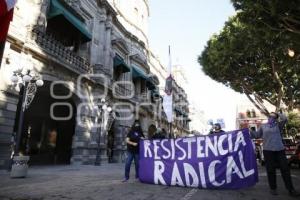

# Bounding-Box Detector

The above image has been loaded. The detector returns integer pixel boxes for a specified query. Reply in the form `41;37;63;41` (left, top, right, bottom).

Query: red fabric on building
0;0;8;17
0;0;14;42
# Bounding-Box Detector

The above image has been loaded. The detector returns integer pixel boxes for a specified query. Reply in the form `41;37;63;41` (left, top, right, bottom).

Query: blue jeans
125;151;139;179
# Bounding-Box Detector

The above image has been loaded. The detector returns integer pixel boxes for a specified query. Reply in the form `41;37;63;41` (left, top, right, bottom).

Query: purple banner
139;129;258;189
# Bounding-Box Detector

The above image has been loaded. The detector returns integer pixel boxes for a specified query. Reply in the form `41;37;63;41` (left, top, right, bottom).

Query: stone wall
0;0;189;169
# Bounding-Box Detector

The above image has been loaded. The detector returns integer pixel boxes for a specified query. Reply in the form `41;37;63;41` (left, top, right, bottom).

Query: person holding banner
210;123;225;134
122;120;145;182
152;128;166;140
250;112;299;197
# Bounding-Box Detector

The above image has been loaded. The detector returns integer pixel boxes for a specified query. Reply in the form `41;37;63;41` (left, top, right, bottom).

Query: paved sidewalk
0;164;299;200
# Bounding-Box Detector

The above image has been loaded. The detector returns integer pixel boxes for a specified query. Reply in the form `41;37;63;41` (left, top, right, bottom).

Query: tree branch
281;20;300;34
282;16;300;26
264;96;276;106
241;83;270;115
253;93;273;112
259;20;283;32
271;59;285;111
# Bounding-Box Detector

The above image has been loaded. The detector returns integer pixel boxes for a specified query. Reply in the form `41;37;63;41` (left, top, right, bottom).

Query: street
1;1;300;199
0;164;299;200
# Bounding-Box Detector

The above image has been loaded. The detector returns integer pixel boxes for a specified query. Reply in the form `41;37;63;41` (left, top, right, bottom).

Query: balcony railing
132;91;151;103
30;28;91;74
115;84;132;97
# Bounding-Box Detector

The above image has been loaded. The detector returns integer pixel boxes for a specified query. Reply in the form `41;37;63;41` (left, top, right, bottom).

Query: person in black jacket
210;123;225;134
152;128;166;140
122;120;144;182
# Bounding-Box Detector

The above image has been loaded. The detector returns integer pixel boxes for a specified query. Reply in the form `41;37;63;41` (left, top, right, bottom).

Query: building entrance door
17;81;76;165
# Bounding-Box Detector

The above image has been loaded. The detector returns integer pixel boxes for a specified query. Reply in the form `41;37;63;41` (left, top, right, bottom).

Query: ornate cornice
97;0;117;15
112;38;130;54
142;0;150;16
96;0;147;52
130;53;149;71
111;0;149;47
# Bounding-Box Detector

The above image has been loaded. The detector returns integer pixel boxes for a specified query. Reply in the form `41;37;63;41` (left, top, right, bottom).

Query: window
46;0;92;52
114;68;122;81
133;79;140;95
140;80;146;94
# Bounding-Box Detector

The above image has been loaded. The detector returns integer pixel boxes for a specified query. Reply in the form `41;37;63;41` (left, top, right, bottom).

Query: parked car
289;144;300;168
253;138;297;166
283;138;297;166
283;138;298;165
294;134;300;144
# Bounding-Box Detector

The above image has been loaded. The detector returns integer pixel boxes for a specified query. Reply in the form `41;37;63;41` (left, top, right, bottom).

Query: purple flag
139;129;258;189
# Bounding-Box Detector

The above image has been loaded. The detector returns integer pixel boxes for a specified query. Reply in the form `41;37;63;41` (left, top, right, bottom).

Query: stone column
90;15;101;66
0;45;18;168
35;0;50;31
92;8;108;84
98;8;107;64
104;15;113;75
112;122;128;163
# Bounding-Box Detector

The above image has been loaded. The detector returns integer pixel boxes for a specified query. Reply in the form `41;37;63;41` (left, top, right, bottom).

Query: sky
148;0;248;131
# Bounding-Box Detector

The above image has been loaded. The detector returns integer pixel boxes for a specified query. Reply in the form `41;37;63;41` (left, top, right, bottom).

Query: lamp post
95;98;112;166
12;70;44;155
10;69;44;178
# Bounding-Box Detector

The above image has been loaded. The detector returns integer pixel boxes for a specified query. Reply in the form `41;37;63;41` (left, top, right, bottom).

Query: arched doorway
107;122;115;163
18;81;77;165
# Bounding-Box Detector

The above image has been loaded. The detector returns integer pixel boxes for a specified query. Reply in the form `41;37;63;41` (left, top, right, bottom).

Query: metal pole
0;42;5;69
95;110;103;166
15;82;28;155
169;122;173;139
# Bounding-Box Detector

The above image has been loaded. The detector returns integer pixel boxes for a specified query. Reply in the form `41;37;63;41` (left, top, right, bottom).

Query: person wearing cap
250;112;299;197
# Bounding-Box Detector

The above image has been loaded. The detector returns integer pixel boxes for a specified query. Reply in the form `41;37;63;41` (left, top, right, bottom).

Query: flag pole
169;122;173;139
168;45;173;139
163;45;173;138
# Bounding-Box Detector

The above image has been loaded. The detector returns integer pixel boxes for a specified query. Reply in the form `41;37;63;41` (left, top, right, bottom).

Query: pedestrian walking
122;120;144;182
250;112;300;197
107;134;114;163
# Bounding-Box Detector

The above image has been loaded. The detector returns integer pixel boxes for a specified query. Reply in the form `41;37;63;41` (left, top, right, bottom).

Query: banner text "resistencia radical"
143;131;247;160
141;131;257;188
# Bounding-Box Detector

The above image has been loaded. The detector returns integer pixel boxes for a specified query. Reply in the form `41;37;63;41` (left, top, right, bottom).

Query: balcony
115;84;132;97
132;91;151;103
133;91;155;114
140;92;151;102
30;28;91;74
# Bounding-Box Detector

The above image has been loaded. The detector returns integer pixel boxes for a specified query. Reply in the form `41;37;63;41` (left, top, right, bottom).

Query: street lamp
288;49;295;58
10;69;43;178
95;98;112;166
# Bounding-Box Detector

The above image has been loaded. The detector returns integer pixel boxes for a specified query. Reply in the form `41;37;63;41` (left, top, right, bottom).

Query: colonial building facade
0;0;190;168
236;104;270;131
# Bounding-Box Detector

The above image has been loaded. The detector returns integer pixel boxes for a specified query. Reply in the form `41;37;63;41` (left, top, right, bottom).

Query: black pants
263;150;294;191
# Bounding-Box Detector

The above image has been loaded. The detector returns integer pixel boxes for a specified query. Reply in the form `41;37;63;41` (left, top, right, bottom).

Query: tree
199;16;300;114
231;0;300;35
286;112;300;137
